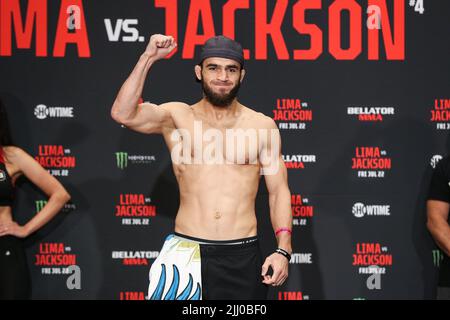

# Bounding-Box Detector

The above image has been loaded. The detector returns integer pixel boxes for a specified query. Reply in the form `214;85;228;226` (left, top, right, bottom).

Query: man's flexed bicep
116;101;183;134
110;34;179;134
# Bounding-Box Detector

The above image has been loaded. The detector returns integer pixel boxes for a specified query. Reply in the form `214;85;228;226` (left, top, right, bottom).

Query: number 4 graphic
409;0;425;14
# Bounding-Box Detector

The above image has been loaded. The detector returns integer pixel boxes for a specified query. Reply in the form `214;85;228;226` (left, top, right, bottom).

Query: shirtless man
111;34;293;300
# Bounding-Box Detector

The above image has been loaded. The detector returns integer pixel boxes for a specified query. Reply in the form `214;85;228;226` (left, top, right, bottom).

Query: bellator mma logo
283;154;317;170
115;193;156;226
35;145;76;177
0;0;406;60
111;250;159;266
352;146;391;178
273;98;313;130
347;105;395;122
291;194;314;226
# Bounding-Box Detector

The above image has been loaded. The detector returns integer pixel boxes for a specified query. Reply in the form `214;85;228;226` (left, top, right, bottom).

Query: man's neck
200;98;241;121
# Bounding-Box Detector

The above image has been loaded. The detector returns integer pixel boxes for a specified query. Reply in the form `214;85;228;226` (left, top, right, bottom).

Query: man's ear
240;68;246;83
194;65;202;81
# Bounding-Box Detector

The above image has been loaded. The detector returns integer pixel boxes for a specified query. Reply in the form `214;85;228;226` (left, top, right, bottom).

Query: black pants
0;236;31;299
174;232;268;300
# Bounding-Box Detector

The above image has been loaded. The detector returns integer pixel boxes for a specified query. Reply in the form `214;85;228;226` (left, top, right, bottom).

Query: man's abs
174;163;260;240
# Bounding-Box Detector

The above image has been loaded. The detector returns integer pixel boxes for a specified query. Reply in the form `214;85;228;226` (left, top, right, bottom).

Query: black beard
201;79;241;108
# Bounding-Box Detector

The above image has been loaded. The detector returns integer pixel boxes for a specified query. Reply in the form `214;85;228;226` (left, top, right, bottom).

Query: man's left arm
259;116;293;286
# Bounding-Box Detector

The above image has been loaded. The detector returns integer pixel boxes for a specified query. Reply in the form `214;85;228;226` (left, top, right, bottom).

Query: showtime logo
352;202;391;218
347;106;395;122
291;194;314;226
283;154;316;170
430;155;443;169
34;104;74;119
289;253;313;264
111;251;159;266
273;98;313;130
352;147;391;178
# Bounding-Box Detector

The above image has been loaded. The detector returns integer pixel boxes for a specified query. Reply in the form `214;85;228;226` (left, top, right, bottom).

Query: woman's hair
0;98;14;147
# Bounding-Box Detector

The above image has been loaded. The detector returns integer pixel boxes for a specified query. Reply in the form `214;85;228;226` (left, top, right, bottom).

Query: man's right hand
145;34;177;60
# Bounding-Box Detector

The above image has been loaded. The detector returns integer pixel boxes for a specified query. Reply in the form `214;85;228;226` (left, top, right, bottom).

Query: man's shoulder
241;105;277;129
159;101;192;113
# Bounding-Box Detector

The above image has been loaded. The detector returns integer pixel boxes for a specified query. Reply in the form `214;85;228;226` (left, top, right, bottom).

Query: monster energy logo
36;200;48;212
432;249;444;267
116;152;128;169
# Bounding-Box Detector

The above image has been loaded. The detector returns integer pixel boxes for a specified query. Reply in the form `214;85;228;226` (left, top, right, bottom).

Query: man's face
196;57;245;108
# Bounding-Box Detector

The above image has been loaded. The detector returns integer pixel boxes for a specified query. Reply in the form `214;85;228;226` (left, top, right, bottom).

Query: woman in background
0;99;71;299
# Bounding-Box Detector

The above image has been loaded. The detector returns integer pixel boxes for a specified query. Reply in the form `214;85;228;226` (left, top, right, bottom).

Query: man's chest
166;114;263;165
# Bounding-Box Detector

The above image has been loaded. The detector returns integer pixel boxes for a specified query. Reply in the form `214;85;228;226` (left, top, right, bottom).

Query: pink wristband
275;228;292;236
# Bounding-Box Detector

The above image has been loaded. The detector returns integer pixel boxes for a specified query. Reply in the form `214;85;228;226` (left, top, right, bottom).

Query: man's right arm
111;34;180;134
